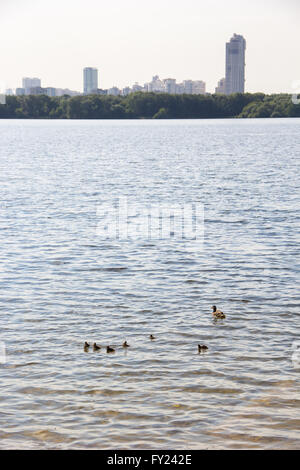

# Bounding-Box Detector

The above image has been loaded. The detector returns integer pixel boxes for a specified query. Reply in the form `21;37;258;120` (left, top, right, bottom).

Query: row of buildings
83;69;206;96
83;33;246;96
6;74;206;98
6;34;246;98
11;77;81;97
8;75;208;98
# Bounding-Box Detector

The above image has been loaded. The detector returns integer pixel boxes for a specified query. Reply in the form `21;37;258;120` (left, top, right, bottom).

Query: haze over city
0;0;299;94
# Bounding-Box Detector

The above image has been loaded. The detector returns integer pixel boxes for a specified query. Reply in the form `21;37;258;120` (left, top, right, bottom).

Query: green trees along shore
0;92;299;119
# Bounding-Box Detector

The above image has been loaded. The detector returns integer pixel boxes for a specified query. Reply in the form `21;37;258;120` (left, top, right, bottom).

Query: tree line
0;92;299;119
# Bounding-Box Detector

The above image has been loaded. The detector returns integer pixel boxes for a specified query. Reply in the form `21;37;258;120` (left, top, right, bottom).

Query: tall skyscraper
83;67;98;94
225;34;246;95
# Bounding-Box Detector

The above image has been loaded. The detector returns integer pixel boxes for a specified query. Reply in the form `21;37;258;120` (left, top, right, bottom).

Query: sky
0;0;299;94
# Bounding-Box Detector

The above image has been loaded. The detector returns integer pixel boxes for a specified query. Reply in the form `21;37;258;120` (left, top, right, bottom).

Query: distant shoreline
1;92;299;120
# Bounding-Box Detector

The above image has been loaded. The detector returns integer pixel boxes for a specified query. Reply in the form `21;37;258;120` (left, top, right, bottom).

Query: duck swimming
212;306;226;319
84;342;90;348
93;343;101;351
106;346;115;353
123;341;130;348
198;344;208;352
149;335;156;340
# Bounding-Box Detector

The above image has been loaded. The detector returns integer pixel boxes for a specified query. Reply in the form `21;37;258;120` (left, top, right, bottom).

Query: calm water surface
0;119;299;449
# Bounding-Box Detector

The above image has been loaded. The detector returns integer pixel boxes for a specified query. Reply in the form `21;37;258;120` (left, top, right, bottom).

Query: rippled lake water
0;118;299;449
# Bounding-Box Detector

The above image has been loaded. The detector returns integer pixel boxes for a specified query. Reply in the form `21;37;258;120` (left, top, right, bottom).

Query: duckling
93;343;101;351
84;341;90;348
123;341;130;348
212;305;226;319
198;344;208;352
149;335;156;340
106;346;115;353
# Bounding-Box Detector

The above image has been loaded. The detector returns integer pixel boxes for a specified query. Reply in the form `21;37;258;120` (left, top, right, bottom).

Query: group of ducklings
84;341;130;353
83;306;226;354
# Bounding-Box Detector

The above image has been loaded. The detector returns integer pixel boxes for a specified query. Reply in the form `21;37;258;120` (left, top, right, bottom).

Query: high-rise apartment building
146;76;165;92
225;34;246;95
215;78;226;94
22;77;41;94
83;67;98;94
163;79;176;94
183;80;193;94
192;80;206;95
182;80;205;95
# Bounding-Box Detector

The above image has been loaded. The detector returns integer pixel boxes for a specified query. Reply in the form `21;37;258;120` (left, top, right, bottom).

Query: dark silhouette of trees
0;92;299;119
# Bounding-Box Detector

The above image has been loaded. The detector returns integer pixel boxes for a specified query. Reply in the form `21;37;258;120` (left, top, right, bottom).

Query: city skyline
0;0;299;94
3;33;246;97
10;72;209;97
5;32;233;97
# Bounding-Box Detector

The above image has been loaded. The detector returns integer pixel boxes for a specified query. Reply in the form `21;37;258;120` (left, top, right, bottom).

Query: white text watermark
96;197;204;246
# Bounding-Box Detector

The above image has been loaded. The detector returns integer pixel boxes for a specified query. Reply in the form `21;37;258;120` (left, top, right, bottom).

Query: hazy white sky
0;0;299;93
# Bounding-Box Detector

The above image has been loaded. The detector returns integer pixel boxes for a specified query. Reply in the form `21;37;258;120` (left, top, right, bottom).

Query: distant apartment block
163;78;176;94
28;87;45;95
225;33;246;95
122;87;131;96
175;83;184;94
191;80;206;95
146;76;165;93
45;87;56;97
131;82;144;93
83;67;98;94
107;87;121;96
16;88;25;96
22;77;41;94
183;80;193;94
215;78;226;94
16;82;80;97
143;76;206;95
54;88;81;97
93;89;108;95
